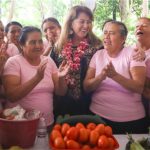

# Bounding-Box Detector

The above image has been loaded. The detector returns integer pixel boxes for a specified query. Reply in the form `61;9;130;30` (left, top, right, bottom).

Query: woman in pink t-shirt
84;21;148;134
135;17;150;119
0;21;19;110
5;21;22;52
2;26;69;127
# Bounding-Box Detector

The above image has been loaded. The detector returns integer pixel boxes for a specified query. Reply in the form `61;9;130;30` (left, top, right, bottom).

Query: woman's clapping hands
58;61;70;78
36;58;48;80
101;62;118;79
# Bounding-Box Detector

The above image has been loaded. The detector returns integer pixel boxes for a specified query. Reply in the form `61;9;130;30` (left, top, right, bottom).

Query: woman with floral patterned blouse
51;5;103;118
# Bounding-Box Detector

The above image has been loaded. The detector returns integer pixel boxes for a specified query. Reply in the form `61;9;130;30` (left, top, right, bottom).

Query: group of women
0;5;149;134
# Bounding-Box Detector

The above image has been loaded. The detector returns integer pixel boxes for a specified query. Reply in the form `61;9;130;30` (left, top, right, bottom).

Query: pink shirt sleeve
145;50;150;78
3;57;20;76
89;52;97;69
146;60;150;78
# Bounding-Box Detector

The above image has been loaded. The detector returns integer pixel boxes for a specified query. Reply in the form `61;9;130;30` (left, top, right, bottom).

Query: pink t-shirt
3;54;58;125
89;46;145;122
145;49;150;78
6;43;20;57
145;49;150;116
0;43;19;110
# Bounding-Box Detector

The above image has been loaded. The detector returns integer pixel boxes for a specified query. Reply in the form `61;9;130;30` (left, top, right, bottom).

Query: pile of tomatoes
49;122;119;150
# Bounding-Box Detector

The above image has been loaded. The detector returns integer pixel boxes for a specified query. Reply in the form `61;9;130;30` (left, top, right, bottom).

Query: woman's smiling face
22;31;43;59
71;12;92;40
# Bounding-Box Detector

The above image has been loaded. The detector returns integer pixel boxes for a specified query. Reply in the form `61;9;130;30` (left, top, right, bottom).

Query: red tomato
82;145;91;150
61;123;70;136
53;124;61;131
89;130;99;146
66;140;80;149
98;135;109;148
86;128;91;135
104;126;113;137
93;146;100;150
78;128;89;143
50;129;62;143
64;136;69;142
108;137;115;148
86;123;96;130
95;124;105;135
76;122;85;129
54;137;66;149
66;127;79;140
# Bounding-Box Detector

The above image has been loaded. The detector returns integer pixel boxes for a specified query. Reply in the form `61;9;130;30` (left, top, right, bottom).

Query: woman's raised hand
98;67;107;81
0;42;9;71
47;33;55;46
132;47;145;61
58;61;70;78
36;58;48;80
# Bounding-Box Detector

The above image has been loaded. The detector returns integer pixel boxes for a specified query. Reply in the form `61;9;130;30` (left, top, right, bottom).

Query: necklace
62;39;89;87
62;39;89;71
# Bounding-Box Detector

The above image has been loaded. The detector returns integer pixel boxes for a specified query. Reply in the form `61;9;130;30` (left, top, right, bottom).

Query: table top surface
114;134;148;150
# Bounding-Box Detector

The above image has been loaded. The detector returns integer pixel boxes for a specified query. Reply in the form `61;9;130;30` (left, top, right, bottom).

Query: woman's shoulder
94;48;105;56
6;54;25;67
41;55;53;61
122;46;135;55
89;49;105;61
7;54;22;61
4;54;23;70
123;45;134;51
41;55;57;66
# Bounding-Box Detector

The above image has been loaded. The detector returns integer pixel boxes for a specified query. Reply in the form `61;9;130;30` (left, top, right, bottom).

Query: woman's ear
122;36;126;45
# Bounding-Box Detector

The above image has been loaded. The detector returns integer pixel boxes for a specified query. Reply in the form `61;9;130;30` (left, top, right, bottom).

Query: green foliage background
0;0;149;44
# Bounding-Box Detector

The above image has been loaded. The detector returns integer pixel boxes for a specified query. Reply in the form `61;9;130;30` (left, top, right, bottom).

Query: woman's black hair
102;20;128;37
41;17;61;29
5;21;22;33
19;26;41;46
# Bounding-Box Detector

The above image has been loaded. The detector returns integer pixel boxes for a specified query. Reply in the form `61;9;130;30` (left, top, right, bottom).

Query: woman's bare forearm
112;73;144;93
3;75;42;102
84;74;105;92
